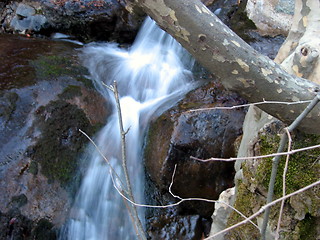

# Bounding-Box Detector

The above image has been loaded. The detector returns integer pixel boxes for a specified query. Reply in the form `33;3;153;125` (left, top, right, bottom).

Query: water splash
62;17;195;239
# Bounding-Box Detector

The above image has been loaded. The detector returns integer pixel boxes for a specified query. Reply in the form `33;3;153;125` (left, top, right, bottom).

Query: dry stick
79;129;128;195
110;81;147;240
260;93;320;240
275;128;292;240
190;143;320;162
109;164;259;230
80;128;259;232
187;99;312;112
81;124;320;237
205;179;320;240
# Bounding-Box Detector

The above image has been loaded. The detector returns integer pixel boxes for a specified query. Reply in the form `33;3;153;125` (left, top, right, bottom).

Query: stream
60;17;195;239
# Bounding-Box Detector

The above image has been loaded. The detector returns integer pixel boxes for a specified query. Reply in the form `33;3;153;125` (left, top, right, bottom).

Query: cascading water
61;17;195;239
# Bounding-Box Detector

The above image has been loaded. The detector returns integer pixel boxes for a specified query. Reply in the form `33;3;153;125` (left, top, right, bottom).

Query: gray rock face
0;34;109;239
7;3;48;33
144;76;246;237
11;7;47;32
1;0;143;42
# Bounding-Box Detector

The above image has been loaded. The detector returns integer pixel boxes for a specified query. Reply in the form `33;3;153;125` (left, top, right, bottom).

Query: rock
210;187;235;240
222;106;320;239
246;0;294;36
0;34;109;238
8;3;48;33
144;75;246;237
0;0;143;42
147;213;202;240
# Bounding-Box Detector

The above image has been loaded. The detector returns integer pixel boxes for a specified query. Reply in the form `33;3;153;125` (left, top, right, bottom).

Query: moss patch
30;100;95;187
298;214;318;240
58;85;82;100
32;55;73;79
256;132;320;197
31;54;93;88
226;180;261;239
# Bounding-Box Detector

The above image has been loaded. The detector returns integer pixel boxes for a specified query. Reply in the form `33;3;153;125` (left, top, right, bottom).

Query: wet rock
0;210;57;240
0;91;19;130
210;187;235;240
0;34;109;239
224;106;320;239
147;212;202;240
145;75;246;237
0;0;143;42
9;3;48;33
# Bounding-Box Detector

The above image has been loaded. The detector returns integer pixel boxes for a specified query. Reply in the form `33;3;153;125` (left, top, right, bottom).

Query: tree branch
134;0;320;134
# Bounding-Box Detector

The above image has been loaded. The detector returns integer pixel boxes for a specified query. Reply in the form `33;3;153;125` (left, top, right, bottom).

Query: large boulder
145;75;246;237
0;34;109;239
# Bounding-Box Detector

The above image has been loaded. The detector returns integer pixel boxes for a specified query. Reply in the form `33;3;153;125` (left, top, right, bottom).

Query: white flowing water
62;17;195;239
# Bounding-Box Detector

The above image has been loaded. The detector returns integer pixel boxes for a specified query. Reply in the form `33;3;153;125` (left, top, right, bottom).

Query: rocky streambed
0;0;304;239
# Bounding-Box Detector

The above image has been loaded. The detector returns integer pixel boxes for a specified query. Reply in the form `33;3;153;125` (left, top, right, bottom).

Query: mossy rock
31;54;92;88
256;131;320;198
29;100;95;188
58;85;82;100
31;218;57;240
225;180;261;240
228;121;320;239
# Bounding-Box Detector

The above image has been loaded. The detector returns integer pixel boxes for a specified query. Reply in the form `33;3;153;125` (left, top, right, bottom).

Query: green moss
256;132;320;197
32;55;72;79
298;214;318;240
58;85;82;100
226;180;260;239
32;218;56;240
30;100;96;187
31;55;93;88
27;161;38;175
10;194;28;208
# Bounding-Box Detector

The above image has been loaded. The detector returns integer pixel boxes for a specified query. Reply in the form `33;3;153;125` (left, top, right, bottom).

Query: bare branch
101;81;114;92
187;99;313;113
190;143;320;162
109;81;147;240
79;129;128;195
109;164;259;229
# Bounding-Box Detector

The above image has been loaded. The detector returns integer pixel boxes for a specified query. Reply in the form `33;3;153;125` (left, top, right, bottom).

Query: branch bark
132;0;320;134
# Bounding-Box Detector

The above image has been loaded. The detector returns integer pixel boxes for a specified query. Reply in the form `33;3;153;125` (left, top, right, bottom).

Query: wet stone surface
0;34;109;239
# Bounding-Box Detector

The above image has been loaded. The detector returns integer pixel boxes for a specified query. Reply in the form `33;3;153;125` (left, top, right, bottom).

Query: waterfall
61;17;195;239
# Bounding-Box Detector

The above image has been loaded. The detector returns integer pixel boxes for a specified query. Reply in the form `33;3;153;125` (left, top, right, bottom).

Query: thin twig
110;81;147;240
109;164;259;229
205;180;320;240
187;99;312;113
79;129;128;195
275;128;292;239
190;143;320;162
